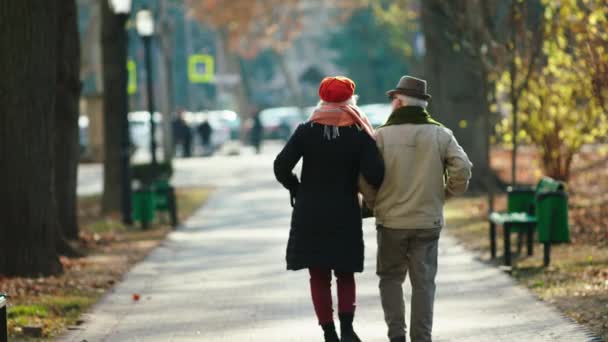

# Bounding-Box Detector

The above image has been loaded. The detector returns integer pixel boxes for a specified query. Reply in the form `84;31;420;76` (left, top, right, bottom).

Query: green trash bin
536;191;570;243
152;179;178;228
132;188;156;229
152;179;170;209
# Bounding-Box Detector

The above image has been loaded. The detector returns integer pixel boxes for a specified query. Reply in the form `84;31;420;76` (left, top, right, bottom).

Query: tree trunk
219;30;250;117
0;0;63;276
274;50;303;108
101;1;129;214
421;0;490;191
55;0;82;241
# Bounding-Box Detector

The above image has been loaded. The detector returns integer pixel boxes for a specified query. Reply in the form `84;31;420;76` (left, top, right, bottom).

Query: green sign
188;54;214;83
128;59;137;95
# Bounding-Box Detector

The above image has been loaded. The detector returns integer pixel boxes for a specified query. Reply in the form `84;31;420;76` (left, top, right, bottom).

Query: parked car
207;110;240;141
128;111;163;152
359;103;392;128
259;106;306;140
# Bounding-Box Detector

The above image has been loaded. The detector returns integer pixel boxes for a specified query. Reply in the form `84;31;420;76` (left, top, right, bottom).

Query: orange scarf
309;104;375;138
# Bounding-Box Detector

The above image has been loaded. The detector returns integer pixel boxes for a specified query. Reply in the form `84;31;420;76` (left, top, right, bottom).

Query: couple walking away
274;75;473;342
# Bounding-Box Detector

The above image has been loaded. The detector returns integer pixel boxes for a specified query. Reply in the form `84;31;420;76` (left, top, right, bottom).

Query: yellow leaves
583;134;596;144
589;25;599;35
515;56;523;68
544;6;553;20
548;106;558;119
518;130;528;140
557;35;568;49
559;6;571;20
588;10;606;26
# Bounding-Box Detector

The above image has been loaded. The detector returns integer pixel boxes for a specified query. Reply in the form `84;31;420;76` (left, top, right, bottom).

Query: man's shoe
322;322;340;342
339;313;362;342
390;336;406;342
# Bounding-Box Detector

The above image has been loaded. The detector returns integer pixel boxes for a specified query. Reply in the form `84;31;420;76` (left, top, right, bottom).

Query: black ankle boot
339;313;361;342
322;322;340;342
390;337;406;342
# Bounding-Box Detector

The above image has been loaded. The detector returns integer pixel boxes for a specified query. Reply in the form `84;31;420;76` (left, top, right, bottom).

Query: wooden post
544;213;553;267
504;224;512;267
490;222;497;259
527;224;534;256
1;295;7;342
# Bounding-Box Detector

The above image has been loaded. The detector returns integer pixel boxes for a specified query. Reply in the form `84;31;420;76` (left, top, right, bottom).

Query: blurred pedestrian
197;117;213;156
250;106;264;154
360;76;472;342
182;118;193;158
274;76;385;342
171;110;186;153
172;110;191;157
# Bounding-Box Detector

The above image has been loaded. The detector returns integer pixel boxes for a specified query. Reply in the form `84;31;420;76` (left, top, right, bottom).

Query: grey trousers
377;226;441;342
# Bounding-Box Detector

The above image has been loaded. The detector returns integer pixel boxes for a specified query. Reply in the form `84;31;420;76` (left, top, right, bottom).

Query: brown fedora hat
386;75;431;100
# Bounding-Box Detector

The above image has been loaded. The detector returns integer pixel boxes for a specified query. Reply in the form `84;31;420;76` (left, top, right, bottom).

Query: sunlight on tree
495;0;608;181
369;0;417;58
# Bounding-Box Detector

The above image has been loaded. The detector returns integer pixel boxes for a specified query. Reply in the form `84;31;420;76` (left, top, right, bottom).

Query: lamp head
108;0;132;14
136;8;155;37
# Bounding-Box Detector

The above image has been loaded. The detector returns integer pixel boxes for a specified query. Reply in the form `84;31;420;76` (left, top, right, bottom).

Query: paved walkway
63;151;595;341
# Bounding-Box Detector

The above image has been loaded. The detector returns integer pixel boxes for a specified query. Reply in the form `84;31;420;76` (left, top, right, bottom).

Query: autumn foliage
495;0;608;181
187;0;303;58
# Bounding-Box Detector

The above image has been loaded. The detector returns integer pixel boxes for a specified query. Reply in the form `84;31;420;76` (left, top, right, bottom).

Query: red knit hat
318;76;356;103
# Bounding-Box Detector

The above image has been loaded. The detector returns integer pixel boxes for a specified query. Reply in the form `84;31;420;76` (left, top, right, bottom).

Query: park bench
1;293;7;342
489;177;570;267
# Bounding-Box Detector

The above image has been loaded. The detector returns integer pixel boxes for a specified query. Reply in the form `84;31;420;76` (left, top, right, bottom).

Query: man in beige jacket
363;76;472;342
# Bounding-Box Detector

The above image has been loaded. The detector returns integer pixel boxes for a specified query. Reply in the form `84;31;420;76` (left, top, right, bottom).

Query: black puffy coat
273;122;384;272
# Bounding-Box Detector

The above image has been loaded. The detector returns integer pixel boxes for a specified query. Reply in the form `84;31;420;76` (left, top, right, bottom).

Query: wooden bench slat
489;212;537;224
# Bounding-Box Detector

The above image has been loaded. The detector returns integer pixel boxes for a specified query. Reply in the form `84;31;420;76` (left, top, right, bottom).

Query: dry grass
1;187;212;340
445;196;608;340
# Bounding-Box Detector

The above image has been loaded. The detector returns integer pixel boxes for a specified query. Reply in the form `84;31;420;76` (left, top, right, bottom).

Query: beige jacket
361;122;472;229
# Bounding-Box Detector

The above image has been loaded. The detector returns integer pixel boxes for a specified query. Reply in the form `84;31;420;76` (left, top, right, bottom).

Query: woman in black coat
274;76;384;342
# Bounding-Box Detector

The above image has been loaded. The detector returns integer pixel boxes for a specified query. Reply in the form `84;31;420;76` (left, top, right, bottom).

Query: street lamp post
136;8;158;165
108;0;133;225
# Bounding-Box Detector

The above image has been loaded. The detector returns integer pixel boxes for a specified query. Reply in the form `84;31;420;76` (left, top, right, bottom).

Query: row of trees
0;0;196;277
0;0;370;277
0;0;366;277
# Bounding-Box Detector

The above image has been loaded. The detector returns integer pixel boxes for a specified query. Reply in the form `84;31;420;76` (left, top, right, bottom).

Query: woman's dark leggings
309;267;356;325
